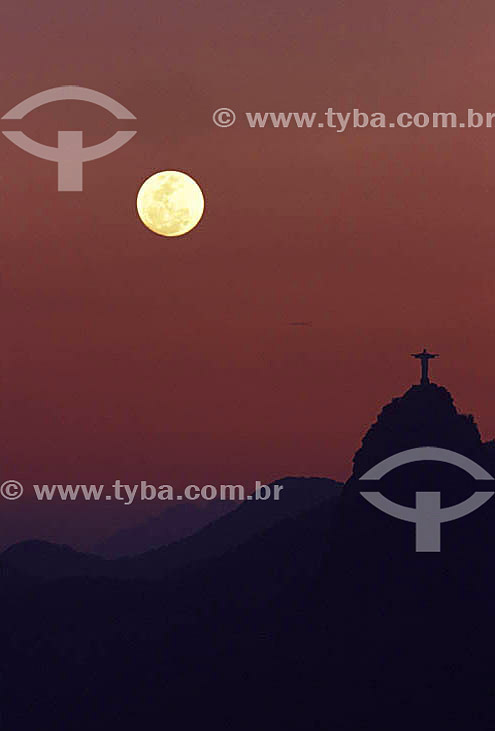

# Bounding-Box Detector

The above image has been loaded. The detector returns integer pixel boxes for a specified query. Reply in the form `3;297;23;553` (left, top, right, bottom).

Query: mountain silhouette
352;382;484;478
3;379;495;730
93;497;238;558
341;381;495;557
2;476;342;579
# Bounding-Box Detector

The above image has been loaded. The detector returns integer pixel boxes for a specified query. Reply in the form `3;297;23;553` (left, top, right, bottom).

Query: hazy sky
3;0;495;547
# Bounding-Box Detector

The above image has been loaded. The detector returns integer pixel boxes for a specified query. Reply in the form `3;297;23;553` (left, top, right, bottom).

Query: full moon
136;171;205;237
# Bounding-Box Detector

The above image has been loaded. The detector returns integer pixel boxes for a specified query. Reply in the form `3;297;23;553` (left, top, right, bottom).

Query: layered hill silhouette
93;497;238;558
2;476;342;580
3;378;495;729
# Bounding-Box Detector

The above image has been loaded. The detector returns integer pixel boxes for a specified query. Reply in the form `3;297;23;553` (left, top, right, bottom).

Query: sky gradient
3;0;495;548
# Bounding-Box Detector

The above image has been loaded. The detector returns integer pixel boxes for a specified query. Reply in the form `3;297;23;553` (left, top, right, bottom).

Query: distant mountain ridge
93;497;238;558
2;476;342;580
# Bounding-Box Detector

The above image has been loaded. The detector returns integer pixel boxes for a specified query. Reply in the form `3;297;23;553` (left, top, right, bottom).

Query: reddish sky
3;0;495;548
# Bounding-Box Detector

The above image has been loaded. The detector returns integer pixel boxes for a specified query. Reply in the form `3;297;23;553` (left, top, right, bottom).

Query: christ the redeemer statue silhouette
411;348;439;385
